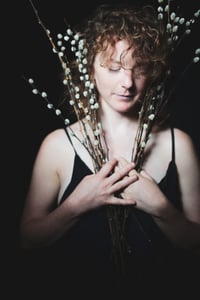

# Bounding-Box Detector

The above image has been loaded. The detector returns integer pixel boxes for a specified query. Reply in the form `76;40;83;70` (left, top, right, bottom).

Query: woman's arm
119;129;200;251
20;130;138;249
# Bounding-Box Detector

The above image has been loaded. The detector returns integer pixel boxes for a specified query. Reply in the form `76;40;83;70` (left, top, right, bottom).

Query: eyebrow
111;60;135;70
100;57;136;70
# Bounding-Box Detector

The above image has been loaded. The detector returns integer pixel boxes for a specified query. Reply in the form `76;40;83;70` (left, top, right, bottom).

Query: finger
107;163;135;184
117;157;134;168
98;158;118;177
128;169;138;177
108;195;136;206
109;173;138;193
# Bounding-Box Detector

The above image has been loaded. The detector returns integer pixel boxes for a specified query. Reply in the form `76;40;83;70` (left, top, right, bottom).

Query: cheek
135;77;147;91
94;72;112;92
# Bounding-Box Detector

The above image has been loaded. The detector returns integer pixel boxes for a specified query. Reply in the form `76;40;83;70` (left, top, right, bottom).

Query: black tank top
51;127;181;284
23;127;197;300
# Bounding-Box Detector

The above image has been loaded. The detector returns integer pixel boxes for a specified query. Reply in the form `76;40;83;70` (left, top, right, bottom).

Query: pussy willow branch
27;0;161;277
29;0;106;170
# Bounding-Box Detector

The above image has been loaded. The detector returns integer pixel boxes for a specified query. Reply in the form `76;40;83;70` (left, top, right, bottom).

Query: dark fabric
59;127;181;260
18;127;199;299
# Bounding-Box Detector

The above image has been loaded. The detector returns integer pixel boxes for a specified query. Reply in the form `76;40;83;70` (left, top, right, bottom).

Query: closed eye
108;67;121;72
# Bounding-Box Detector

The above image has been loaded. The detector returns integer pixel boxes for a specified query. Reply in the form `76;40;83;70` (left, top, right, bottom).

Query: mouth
116;94;135;101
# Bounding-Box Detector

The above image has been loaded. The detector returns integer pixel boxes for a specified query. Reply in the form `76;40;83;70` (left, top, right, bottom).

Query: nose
121;69;133;89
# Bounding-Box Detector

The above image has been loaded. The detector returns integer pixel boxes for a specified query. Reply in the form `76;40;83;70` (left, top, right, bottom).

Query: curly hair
61;3;172;126
80;3;170;83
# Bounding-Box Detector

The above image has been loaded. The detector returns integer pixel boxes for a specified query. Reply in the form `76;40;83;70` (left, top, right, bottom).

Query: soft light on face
93;40;147;113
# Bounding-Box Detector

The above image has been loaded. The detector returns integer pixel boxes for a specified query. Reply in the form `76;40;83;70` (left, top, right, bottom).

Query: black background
5;0;200;293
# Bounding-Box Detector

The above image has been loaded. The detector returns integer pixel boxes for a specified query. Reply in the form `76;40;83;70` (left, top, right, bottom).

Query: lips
115;94;135;100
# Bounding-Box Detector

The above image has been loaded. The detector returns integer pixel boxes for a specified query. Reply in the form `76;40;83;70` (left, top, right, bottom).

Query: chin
116;102;135;113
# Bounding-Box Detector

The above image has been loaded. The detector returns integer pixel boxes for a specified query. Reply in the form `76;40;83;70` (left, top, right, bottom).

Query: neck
97;106;139;161
99;102;139;134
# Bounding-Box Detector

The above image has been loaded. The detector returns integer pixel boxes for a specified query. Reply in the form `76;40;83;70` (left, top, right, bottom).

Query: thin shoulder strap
170;127;175;162
64;127;76;153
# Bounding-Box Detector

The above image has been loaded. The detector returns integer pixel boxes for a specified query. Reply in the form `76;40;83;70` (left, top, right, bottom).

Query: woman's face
93;40;147;114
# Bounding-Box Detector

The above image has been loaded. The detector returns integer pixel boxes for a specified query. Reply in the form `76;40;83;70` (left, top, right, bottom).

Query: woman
20;2;200;298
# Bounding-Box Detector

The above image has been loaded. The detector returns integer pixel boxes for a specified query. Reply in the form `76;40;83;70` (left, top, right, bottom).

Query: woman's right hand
65;158;138;216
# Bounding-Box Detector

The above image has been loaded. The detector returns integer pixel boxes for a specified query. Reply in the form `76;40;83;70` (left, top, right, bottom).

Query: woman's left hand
117;157;169;218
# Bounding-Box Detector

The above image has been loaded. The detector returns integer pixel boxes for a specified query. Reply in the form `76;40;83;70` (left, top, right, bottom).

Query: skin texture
20;40;200;253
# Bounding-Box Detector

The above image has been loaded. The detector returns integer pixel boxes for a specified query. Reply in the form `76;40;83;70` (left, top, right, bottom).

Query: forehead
98;39;135;66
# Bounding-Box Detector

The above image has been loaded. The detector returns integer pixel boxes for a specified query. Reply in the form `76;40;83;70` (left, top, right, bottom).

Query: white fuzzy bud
194;10;200;18
85;81;90;87
172;25;178;32
55;109;61;115
185;29;191;35
157;6;163;12
195;48;200;55
94;103;99;109
166;23;172;31
164;5;168;12
47;103;53;109
64;35;69;41
41;92;47;98
57;41;62;46
179;18;185;24
65;68;70;75
75;86;80;92
148;114;155;120
32;89;38;94
64;119;70;125
69;100;75;106
74;34;79;40
193;57;199;63
67;29;73;35
89;98;95;104
28;78;34;84
170;12;176;21
90;83;94;89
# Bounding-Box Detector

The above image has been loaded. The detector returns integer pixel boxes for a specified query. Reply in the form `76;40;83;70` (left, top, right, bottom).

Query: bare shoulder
34;127;76;190
34;128;75;171
173;128;199;161
172;128;200;221
39;128;73;153
146;127;199;181
173;127;194;147
157;127;197;156
41;121;81;145
170;128;200;182
41;128;68;146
